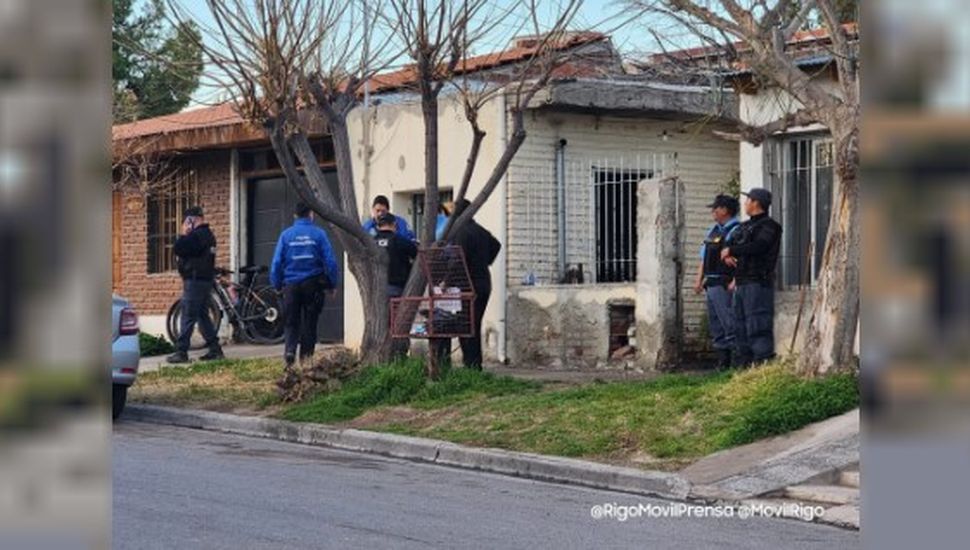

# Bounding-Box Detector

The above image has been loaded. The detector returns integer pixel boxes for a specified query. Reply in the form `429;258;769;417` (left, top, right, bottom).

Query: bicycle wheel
165;294;224;350
242;287;285;344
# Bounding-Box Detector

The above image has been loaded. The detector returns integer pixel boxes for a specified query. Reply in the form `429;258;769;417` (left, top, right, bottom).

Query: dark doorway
247;175;345;343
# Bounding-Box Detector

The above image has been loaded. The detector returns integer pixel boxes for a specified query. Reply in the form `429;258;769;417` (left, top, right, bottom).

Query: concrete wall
504;112;739;368
342;94;506;358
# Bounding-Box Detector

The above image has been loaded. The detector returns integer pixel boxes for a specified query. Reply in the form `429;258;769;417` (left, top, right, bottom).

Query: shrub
139;332;174;356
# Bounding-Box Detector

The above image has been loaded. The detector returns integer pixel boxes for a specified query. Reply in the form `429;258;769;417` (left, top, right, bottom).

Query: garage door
248;175;344;343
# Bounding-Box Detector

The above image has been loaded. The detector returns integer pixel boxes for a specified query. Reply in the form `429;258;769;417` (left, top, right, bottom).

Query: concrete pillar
635;176;684;370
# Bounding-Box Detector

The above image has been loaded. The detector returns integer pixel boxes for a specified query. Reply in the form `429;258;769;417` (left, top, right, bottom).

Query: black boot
166;350;190;364
716;349;732;370
199;346;225;361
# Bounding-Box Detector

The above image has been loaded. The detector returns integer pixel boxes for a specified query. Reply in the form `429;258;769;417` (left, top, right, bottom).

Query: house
112;33;741;369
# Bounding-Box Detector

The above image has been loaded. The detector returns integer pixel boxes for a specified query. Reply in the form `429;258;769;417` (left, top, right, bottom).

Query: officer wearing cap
693;194;741;369
167;206;223;364
720;188;783;366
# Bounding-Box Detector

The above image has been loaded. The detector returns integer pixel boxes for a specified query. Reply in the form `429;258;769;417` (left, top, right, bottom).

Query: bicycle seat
239;265;268;275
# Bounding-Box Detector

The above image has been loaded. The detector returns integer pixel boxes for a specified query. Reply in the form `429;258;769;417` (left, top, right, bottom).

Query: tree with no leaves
628;0;860;376
170;0;588;372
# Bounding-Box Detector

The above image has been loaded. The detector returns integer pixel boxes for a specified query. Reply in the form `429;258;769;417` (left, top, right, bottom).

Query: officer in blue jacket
693;195;741;369
362;195;416;242
270;202;340;367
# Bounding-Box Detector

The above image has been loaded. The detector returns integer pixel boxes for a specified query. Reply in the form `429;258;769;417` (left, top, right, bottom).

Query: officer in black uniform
694;194;741;368
720;188;783;366
374;213;418;358
167;206;223;364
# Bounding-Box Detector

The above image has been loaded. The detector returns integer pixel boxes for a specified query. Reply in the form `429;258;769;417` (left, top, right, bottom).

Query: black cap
706;194;739;215
741;188;772;209
184;206;204;217
376;212;396;226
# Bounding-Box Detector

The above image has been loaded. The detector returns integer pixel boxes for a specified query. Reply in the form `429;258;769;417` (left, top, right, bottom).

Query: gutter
555;138;568;279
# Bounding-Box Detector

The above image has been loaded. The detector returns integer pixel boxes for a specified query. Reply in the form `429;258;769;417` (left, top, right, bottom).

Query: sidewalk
139;343;285;373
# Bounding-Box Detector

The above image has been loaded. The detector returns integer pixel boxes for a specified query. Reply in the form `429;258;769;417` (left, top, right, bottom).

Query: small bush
139;332;174;356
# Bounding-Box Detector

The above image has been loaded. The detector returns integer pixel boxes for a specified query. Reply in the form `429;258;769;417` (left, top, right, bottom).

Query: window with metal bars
765;136;834;288
594;168;650;282
146;171;200;274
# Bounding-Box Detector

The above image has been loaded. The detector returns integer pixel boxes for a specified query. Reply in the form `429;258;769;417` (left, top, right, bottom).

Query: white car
112;294;140;419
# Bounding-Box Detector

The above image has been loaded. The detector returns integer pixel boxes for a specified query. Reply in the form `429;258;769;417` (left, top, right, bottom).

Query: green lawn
130;356;858;469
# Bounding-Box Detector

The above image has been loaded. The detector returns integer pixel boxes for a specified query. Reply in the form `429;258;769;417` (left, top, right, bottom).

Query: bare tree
628;0;859;375
382;0;594;376
168;0;401;365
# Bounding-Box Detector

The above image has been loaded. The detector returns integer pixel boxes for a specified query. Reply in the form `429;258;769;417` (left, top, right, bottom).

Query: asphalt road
113;421;860;549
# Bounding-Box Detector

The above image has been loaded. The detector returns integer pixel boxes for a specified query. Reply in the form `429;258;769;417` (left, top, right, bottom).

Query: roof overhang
528;78;738;122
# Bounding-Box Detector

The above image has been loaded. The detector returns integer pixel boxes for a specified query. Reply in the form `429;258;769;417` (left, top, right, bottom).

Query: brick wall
114;151;232;315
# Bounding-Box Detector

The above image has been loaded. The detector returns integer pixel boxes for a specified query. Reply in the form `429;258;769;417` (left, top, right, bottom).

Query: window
410;190;453;241
594;168;650;282
146;172;199;273
766;136;834;288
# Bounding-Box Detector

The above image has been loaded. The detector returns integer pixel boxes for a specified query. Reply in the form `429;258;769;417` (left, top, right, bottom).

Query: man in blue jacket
362;195;416;242
270;202;340;367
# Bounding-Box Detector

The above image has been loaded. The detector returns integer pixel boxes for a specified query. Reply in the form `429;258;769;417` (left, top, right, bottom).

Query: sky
157;0;677;108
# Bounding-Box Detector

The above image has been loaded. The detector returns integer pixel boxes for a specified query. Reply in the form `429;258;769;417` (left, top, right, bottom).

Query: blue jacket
270;218;340;289
363;216;416;242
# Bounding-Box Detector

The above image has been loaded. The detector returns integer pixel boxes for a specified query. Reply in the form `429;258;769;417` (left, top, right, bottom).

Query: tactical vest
702;221;739;282
732;216;782;283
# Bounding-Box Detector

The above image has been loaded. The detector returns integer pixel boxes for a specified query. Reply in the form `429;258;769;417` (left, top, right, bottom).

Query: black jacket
174;223;217;281
375;229;418;287
729;213;782;284
450;220;501;286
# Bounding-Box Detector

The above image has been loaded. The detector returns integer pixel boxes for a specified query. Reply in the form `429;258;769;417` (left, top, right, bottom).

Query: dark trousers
733;281;776;366
459;280;491;370
430;280;490;370
283;277;325;360
705;283;736;351
177;278;220;353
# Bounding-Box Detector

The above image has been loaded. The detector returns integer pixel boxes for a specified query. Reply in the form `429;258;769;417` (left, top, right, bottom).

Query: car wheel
112;384;128;420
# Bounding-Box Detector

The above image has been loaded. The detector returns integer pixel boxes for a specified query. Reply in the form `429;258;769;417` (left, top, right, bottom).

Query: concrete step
784;484;859;505
822;504;860;529
839;470;860;488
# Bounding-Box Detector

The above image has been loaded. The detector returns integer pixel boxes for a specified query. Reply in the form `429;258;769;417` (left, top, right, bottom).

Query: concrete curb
124;404;691;501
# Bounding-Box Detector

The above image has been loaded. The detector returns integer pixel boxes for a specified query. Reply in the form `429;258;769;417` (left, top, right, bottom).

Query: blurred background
864;1;970;548
0;0;110;548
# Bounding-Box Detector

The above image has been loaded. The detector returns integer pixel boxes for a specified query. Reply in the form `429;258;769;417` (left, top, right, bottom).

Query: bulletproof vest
732;216;781;283
702;221;738;278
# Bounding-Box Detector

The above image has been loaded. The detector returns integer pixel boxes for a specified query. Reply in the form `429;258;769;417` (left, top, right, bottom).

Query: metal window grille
765;136;834;289
518;153;668;285
146;169;199;274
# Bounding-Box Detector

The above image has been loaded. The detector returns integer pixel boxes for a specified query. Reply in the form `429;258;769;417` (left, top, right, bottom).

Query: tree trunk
346;248;391;366
421;94;440;245
796;124;860;376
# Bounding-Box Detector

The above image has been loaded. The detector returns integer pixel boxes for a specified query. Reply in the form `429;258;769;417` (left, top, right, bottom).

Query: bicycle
166;265;285;348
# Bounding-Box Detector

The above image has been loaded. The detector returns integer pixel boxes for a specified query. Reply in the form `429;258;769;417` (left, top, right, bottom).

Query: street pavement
113;422;860;549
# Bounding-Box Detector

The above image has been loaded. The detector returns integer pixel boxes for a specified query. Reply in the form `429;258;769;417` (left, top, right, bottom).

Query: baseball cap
741;188;772;209
706;194;740;214
184;206;204;217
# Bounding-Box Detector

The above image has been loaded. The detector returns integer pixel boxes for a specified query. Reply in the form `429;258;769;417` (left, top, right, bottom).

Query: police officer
270;202;340;367
167;206;223;364
720;188;783;366
374;213;418;358
694;194;741;369
363;195;416;241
